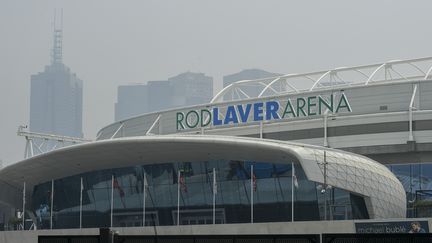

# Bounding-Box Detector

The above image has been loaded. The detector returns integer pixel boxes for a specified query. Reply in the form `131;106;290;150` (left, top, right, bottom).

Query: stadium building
1;57;432;241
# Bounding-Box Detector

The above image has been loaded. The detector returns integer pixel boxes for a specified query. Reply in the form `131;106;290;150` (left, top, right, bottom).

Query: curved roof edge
0;135;406;219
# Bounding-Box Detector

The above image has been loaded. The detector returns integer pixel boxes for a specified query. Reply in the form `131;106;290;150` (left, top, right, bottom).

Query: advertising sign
355;221;429;234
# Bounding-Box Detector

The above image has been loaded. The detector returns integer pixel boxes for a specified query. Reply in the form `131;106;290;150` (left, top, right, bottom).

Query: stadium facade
1;57;432;235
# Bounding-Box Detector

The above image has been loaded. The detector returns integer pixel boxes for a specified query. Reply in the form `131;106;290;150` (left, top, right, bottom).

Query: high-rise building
169;72;213;107
29;22;83;138
147;81;173;113
115;84;149;122
115;72;213;121
115;81;173;121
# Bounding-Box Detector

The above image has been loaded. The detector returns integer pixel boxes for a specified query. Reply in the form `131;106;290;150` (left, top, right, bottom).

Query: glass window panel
421;163;432;190
31;159;369;228
392;164;411;191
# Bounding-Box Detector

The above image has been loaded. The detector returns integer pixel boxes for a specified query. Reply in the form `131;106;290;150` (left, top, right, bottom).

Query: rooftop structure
212;57;432;103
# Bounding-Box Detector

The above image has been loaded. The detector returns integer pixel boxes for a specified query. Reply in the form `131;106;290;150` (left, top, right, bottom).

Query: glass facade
32;160;369;229
387;162;432;218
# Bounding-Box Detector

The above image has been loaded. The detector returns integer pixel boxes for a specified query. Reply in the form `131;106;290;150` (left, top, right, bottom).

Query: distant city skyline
115;71;213;121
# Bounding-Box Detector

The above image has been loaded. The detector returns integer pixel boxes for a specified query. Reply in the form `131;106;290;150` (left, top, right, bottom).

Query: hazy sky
1;0;431;164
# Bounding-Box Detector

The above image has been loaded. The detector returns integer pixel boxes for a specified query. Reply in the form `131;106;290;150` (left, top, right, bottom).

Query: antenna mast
51;8;63;65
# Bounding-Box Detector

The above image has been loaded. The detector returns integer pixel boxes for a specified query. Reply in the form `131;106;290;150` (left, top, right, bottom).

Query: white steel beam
146;115;161;136
258;77;281;97
110;123;124;139
408;84;418;141
17;126;91;143
425;66;432;80
18;125;92;158
310;71;332;91
209;57;432;103
365;63;386;85
390;67;408;81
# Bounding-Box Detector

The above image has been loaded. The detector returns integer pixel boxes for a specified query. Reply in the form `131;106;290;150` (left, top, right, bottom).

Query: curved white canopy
0;135;405;219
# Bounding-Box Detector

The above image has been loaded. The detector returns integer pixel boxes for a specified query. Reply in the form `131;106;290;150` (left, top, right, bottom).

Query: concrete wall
1;219;431;243
0;228;97;243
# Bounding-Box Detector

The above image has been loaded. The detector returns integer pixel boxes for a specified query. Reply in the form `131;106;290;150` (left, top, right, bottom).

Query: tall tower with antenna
29;9;83;138
51;9;63;65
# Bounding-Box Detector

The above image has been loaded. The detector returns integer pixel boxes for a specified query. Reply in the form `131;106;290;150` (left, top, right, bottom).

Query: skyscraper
115;81;173;121
115;84;149;122
29;21;83;138
169;72;213;107
114;72;213;121
147;81;173;113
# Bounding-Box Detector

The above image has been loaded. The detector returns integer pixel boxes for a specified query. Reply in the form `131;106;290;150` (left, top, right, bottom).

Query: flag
113;177;125;197
179;172;187;193
144;172;148;189
47;190;52;203
113;175;126;208
213;169;217;194
80;177;84;192
292;165;299;188
252;172;257;192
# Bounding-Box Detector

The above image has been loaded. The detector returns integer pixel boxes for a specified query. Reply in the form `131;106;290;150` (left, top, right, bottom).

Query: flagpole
291;162;294;222
213;168;216;224
250;164;253;224
50;179;54;230
177;170;180;226
143;172;146;227
22;181;25;230
324;150;327;221
80;177;83;229
111;174;114;228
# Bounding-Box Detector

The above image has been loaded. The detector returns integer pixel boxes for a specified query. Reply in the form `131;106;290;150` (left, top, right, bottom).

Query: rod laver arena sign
176;93;352;130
